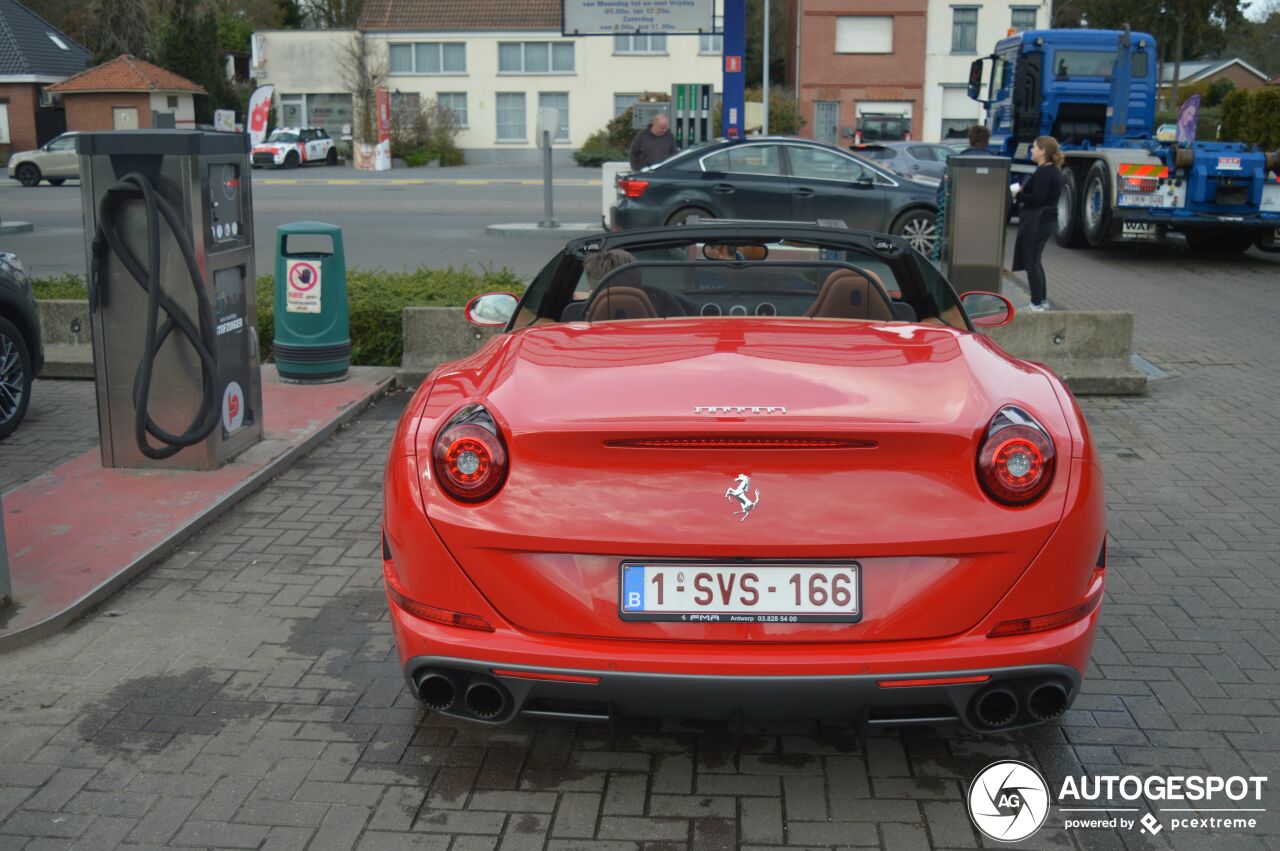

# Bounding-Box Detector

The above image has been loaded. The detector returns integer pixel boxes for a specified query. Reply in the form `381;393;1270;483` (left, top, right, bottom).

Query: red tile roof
359;0;561;31
47;54;205;94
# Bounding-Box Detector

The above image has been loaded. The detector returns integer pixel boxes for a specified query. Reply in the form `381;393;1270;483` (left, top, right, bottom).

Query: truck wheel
15;163;41;187
0;316;33;440
1185;230;1255;254
1082;161;1113;248
1054;167;1086;247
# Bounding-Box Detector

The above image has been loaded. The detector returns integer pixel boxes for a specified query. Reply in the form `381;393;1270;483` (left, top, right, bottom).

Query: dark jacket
1012;163;1063;272
629;128;678;170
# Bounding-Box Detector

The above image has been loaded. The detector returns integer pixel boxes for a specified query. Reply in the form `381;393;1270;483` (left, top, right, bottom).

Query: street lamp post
762;0;770;135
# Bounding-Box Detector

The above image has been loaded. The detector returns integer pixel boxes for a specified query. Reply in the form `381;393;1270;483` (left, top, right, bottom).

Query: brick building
785;0;928;145
0;0;89;159
47;55;205;133
1158;58;1270;100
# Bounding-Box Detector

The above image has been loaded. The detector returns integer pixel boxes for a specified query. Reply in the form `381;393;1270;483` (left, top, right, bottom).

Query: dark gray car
0;251;43;439
851;142;956;180
611;137;941;255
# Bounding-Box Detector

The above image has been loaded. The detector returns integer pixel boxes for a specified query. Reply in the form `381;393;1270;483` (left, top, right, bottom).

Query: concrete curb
0;222;34;235
398;306;500;387
0;367;396;653
984;310;1147;396
485;222;604;238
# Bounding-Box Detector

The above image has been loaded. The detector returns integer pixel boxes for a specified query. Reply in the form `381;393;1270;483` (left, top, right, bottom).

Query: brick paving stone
2;245;1280;850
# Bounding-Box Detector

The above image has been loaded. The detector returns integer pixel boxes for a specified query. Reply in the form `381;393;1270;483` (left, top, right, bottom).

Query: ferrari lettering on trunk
694;406;786;414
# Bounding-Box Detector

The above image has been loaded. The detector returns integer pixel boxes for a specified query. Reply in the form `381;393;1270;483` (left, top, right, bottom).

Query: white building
922;1;1052;141
251;0;723;164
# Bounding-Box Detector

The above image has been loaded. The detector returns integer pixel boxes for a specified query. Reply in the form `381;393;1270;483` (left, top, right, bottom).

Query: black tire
1185;229;1255;254
891;208;940;256
0;316;33;441
326;147;338;165
15;163;40;187
1054;166;1086;247
665;206;713;226
47;178;66;186
284;151;300;169
1082;160;1113;248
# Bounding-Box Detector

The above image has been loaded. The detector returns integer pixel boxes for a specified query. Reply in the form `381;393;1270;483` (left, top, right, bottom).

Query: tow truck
968;28;1280;252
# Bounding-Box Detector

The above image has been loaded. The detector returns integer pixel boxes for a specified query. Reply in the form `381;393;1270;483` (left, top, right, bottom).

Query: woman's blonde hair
1035;135;1065;169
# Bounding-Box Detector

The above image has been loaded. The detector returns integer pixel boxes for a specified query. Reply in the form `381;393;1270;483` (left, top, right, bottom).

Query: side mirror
465;292;519;327
853;176;875;189
967;58;985;101
960;291;1014;328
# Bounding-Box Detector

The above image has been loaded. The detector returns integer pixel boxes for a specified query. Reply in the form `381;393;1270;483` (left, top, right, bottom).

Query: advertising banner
1176;94;1200;145
246;85;274;146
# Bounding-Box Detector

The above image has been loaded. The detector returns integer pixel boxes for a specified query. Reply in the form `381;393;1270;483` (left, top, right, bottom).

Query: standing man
629;113;678;170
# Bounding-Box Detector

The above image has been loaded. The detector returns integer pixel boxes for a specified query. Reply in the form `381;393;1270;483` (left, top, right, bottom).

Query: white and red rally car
252;127;338;169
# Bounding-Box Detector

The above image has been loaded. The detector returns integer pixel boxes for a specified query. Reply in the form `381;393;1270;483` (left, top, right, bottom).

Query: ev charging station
78;131;264;470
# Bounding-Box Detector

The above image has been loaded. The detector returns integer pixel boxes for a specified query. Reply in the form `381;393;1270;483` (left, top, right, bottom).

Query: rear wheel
1054;166;1086;247
15;164;40;187
1082;161;1113;248
892;208;939;256
1185;229;1255;254
665;206;713;226
0;317;33;440
47;178;66;186
326;147;338;165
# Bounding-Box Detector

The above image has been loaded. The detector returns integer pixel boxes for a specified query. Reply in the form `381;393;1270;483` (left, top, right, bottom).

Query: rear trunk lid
419;320;1070;643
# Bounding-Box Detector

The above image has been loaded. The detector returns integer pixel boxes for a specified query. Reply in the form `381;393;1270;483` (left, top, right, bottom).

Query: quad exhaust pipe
464;678;509;720
1027;680;1069;722
972;685;1019;729
414;668;510;720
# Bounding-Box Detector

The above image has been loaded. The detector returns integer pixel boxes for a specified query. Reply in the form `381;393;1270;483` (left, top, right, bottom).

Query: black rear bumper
403;655;1081;733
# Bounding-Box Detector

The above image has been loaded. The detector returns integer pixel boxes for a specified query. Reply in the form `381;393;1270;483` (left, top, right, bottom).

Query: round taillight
432;406;508;503
977;409;1055;506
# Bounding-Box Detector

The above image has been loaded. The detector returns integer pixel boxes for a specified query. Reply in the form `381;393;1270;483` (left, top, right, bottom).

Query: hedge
33;266;524;368
1220;88;1280;151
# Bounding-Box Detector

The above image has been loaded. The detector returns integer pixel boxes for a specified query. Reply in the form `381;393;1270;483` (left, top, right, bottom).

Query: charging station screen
209;163;244;243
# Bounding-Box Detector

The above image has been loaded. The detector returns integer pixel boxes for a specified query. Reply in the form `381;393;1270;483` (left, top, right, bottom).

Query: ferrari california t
381;222;1106;733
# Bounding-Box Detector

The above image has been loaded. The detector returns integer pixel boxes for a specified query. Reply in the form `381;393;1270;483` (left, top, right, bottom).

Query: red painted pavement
0;366;394;645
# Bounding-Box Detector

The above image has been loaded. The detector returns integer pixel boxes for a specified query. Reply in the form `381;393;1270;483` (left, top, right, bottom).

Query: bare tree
339;32;385;146
301;0;362;28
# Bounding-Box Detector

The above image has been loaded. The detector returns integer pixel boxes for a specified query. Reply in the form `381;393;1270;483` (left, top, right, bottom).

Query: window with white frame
1010;7;1037;32
700;17;723;54
437;92;467;127
538;92;569;141
614;33;667;54
390;92;420;121
614;93;640;116
496;92;526;141
389;42;466;74
951;7;978;53
834;17;893;54
498;42;575;73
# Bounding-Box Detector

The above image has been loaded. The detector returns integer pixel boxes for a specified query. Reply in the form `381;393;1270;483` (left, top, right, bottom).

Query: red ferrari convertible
382;223;1106;732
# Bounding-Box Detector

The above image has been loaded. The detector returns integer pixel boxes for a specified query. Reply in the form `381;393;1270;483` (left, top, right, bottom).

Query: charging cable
90;172;222;460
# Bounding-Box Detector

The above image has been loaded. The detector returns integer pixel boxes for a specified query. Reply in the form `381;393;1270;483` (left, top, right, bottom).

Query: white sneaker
1025;301;1050;312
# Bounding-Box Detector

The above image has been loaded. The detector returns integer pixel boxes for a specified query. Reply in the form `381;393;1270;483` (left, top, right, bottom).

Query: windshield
267;131;300;143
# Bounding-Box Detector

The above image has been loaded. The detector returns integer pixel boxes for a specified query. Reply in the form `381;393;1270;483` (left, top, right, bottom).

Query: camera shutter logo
968;760;1051;842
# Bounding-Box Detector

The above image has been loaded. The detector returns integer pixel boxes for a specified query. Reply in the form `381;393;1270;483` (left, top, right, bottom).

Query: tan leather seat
805;268;894;321
586;286;659;322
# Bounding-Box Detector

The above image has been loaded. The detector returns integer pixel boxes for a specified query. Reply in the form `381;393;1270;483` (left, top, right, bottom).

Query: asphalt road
0;164;605;281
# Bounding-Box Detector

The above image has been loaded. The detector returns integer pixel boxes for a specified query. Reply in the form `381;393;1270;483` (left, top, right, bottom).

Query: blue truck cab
969;28;1280;252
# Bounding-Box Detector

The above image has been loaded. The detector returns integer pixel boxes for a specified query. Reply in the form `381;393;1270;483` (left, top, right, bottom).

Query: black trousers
1012;207;1056;305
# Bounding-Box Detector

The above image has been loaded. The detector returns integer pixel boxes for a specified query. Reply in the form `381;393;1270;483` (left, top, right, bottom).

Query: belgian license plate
1119;193;1169;208
619;563;860;623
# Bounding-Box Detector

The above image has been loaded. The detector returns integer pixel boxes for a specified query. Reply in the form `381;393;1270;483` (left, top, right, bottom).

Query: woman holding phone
1011;136;1064;311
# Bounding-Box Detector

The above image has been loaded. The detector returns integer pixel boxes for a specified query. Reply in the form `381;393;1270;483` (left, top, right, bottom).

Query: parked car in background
6;133;79;187
852;142;956;180
0;251;43;439
252;128;338;169
855;112;911;144
611;137;941;255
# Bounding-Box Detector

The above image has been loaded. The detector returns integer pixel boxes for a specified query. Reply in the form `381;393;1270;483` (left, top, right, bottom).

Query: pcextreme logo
967;763;1269;841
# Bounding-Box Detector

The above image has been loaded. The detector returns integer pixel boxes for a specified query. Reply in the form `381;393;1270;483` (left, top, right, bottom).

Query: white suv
7;133;79;187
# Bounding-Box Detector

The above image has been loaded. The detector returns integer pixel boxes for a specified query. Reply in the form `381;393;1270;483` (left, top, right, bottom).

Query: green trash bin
273;222;350;382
